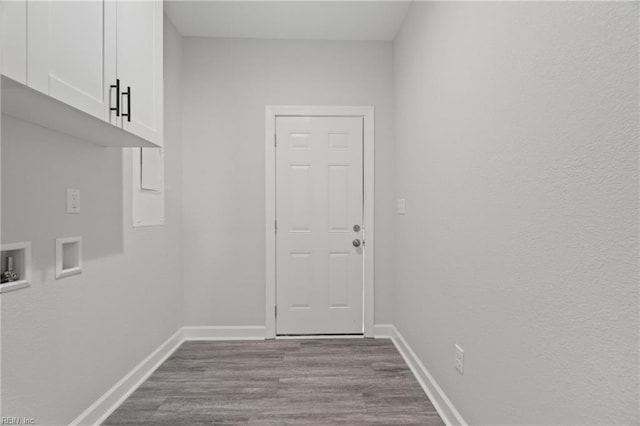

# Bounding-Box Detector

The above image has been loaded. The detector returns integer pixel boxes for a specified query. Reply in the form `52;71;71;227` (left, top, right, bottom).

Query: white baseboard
373;323;398;339
387;325;467;426
71;324;464;426
70;326;266;425
277;335;364;339
69;328;184;426
182;326;266;341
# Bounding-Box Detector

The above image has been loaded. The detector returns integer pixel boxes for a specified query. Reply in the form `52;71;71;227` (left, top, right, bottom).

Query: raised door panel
1;0;27;83
328;252;350;308
289;164;312;232
116;0;163;146
287;252;313;310
328;165;349;232
28;0;108;120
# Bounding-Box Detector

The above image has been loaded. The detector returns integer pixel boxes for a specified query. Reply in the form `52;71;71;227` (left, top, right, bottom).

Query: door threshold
276;333;364;339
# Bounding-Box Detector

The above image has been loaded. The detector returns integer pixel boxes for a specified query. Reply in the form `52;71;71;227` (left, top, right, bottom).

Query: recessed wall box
0;241;32;293
55;237;82;279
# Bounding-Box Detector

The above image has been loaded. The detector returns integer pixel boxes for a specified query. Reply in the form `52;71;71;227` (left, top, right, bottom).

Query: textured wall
0;17;184;425
181;38;395;326
393;2;638;424
0;5;4;413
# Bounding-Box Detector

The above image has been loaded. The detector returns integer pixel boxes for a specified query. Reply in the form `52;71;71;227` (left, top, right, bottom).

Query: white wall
181;38;394;326
393;2;638;424
0;17;184;425
0;6;3;413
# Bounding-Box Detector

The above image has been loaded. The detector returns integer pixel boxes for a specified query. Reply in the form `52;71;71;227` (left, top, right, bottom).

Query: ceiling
164;1;411;41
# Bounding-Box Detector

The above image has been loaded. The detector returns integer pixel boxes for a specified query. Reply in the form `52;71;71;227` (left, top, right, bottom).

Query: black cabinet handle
122;86;131;122
110;79;121;116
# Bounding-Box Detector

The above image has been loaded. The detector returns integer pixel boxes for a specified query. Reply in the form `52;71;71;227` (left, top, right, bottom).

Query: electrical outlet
66;188;80;214
397;198;406;215
454;344;464;375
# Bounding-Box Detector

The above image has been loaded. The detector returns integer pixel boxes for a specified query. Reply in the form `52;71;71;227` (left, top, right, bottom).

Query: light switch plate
397;198;406;215
66;188;80;214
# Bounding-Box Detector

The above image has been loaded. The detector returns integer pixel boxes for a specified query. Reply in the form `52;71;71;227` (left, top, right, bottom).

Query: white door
116;0;163;146
27;0;110;120
276;116;364;335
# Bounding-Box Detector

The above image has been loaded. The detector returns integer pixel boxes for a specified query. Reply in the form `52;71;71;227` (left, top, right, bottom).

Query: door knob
353;239;361;248
353;224;361;232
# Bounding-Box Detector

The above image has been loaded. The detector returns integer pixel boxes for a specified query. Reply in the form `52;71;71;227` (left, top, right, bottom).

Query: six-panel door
276;116;364;335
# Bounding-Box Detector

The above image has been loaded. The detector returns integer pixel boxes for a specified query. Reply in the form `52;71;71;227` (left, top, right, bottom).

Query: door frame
265;105;375;339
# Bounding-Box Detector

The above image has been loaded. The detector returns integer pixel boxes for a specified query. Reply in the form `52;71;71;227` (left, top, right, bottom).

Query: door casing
265;105;375;339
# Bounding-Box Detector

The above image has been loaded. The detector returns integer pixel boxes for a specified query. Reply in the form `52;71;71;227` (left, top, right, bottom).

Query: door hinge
275;220;278;233
274;134;277;147
275;305;277;318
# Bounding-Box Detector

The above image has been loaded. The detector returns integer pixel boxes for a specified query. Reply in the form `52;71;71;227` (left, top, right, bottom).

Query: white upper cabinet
0;0;162;147
28;0;112;120
115;1;163;146
1;0;28;84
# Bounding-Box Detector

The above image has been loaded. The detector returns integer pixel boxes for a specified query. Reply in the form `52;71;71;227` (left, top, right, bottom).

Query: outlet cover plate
455;344;464;375
397;198;406;215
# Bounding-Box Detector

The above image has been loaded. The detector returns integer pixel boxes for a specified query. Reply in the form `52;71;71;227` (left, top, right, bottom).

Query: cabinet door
28;1;112;120
1;0;27;84
116;0;163;146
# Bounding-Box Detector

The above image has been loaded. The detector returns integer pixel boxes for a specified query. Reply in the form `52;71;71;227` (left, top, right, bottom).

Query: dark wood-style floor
104;339;445;425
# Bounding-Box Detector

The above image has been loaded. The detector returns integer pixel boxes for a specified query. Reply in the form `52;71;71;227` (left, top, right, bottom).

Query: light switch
397;198;406;215
66;188;80;214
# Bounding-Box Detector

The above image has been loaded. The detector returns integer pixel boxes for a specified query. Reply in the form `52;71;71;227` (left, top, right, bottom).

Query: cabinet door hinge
274;134;277;147
275;305;278;318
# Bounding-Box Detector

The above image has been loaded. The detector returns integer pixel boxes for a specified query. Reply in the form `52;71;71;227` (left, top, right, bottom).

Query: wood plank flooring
104;339;444;425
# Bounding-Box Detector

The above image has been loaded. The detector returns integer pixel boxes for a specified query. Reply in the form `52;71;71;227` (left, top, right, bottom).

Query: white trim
69;328;184;426
362;109;375;338
265;106;277;339
70;324;465;426
55;236;82;279
373;323;398;339
264;105;375;339
70;327;264;425
0;241;32;293
0;281;30;294
182;326;266;341
276;334;364;340
385;325;468;426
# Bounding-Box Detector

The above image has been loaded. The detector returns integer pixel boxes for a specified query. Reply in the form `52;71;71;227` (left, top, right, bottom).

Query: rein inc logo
1;418;35;425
